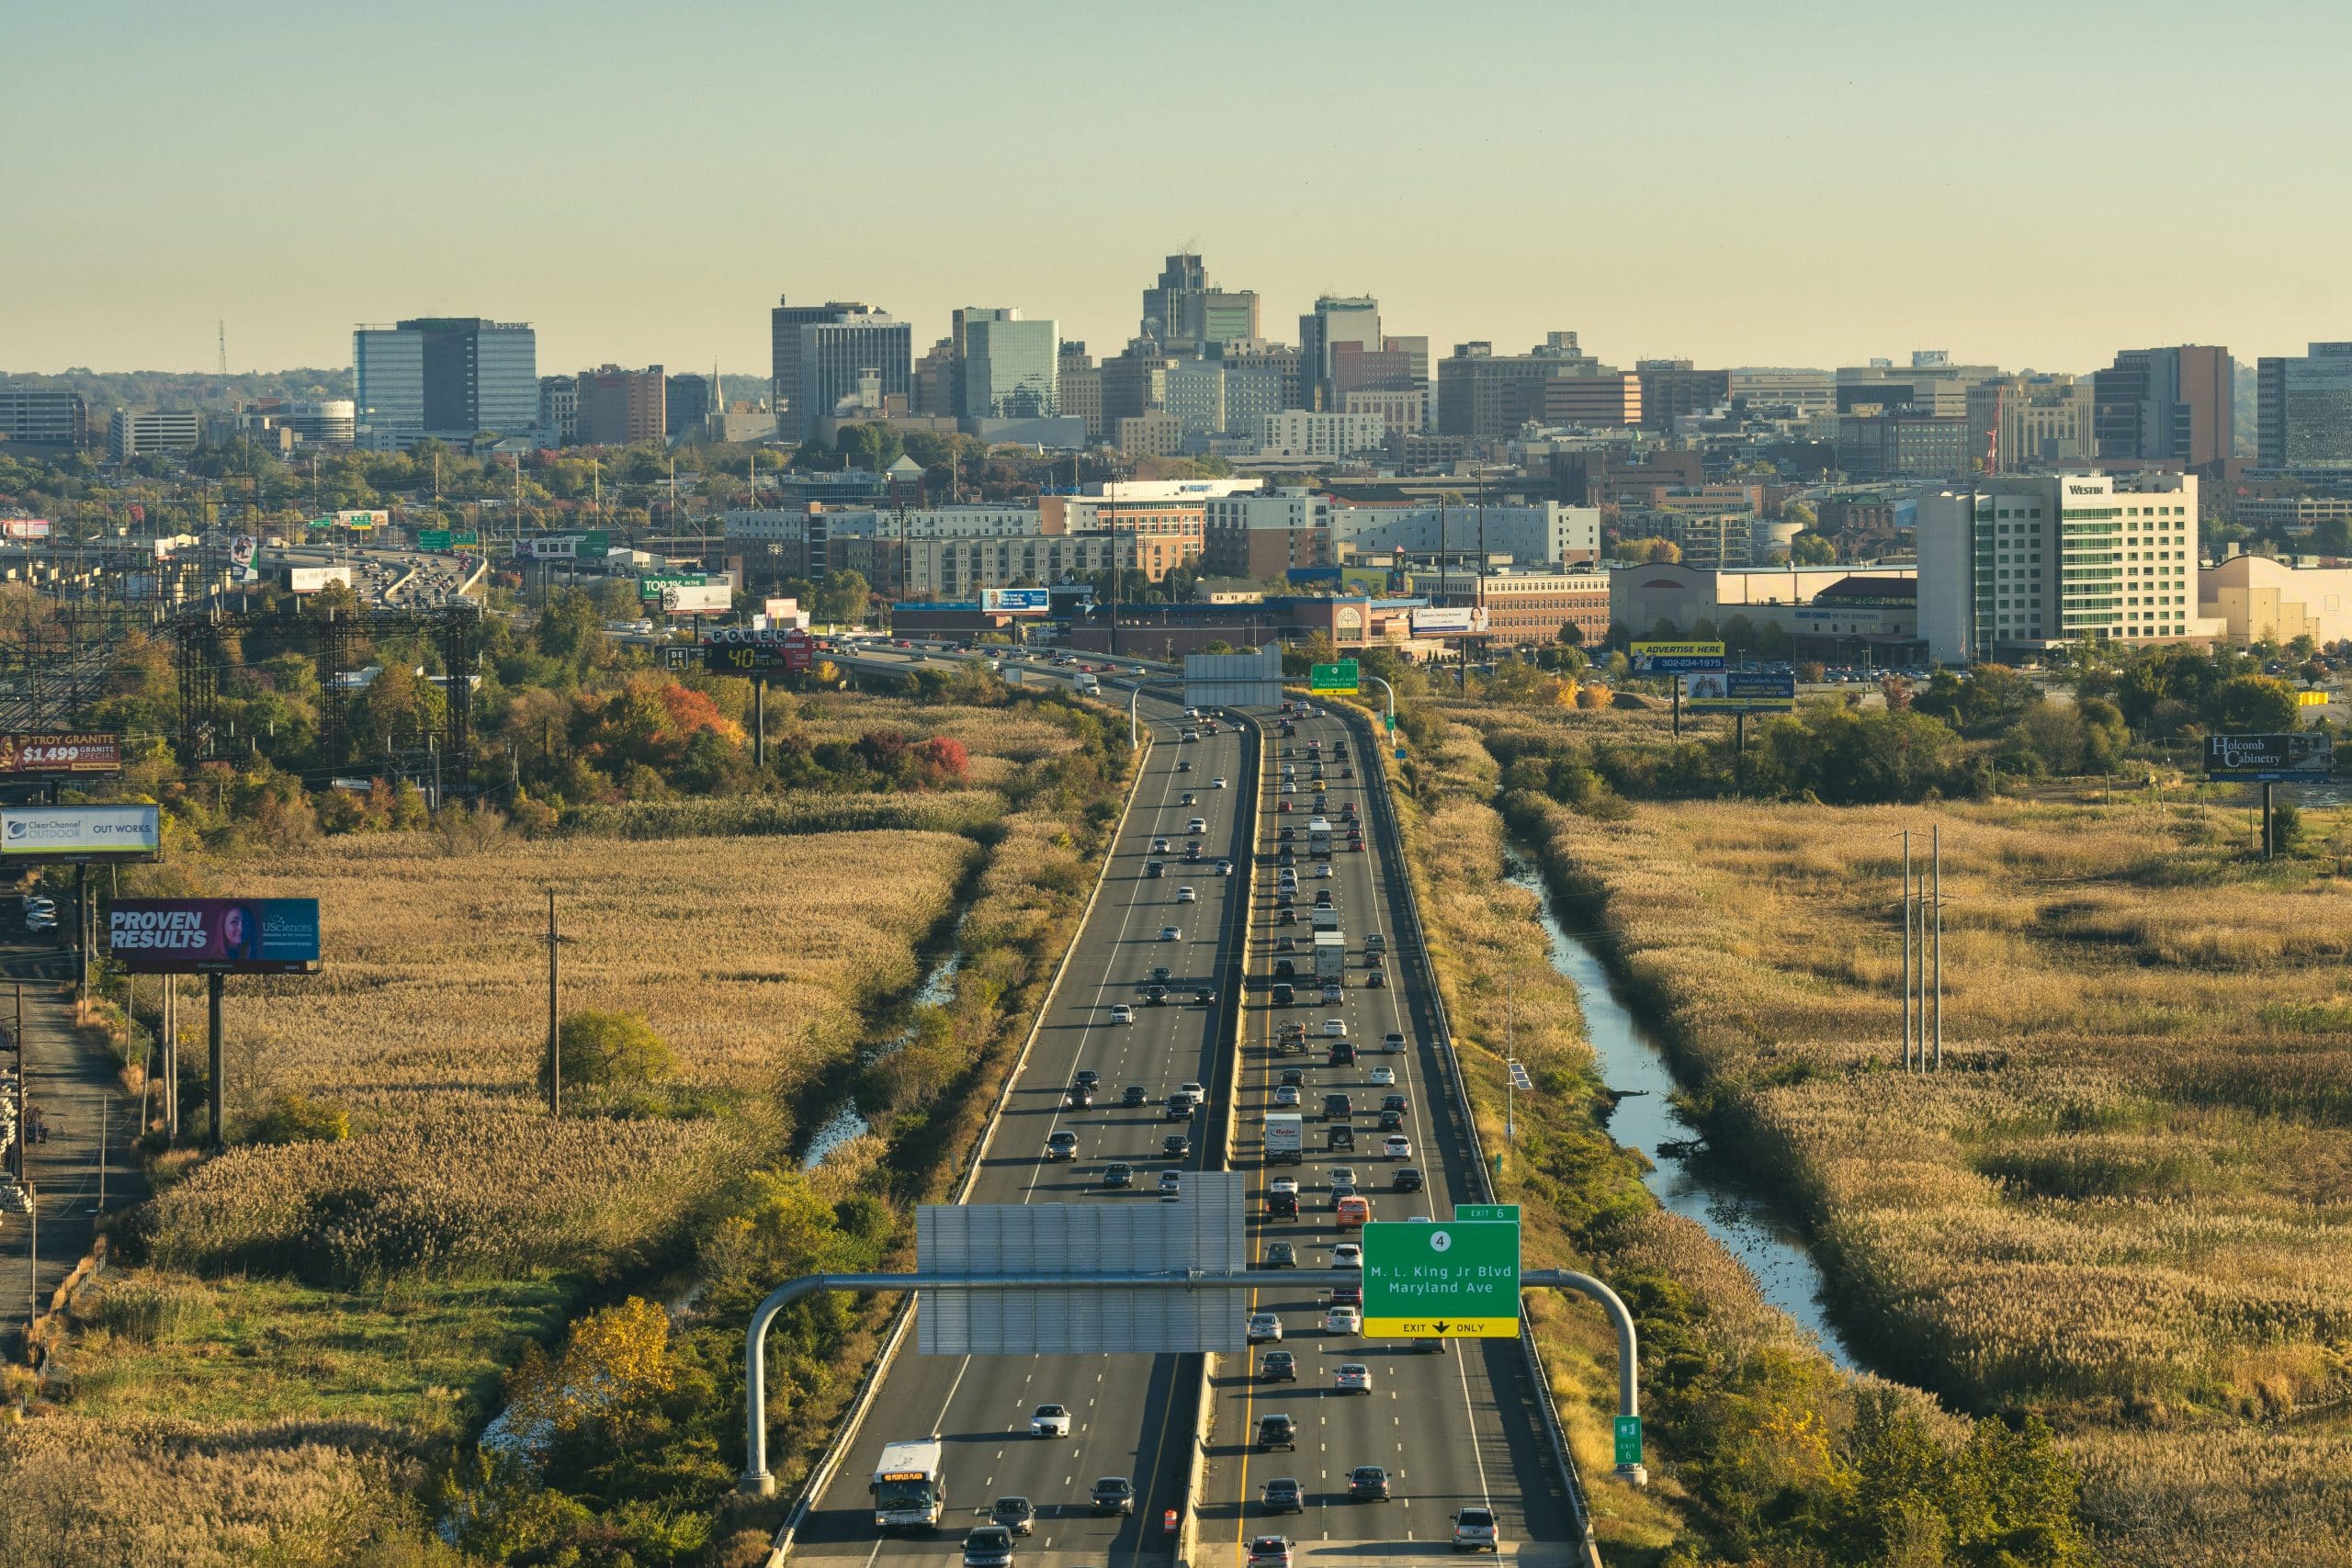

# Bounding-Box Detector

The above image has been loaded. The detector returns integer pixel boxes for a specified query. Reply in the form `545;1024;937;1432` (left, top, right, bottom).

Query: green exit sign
1310;660;1360;694
1614;1416;1643;1467
1363;1217;1520;1337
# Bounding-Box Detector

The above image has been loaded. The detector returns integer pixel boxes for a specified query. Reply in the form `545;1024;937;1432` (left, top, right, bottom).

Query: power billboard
107;897;322;975
0;804;162;861
0;734;124;774
2205;731;2332;782
702;626;816;676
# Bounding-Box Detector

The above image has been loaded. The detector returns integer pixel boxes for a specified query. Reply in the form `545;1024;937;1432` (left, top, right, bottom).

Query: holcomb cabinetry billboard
107;898;322;975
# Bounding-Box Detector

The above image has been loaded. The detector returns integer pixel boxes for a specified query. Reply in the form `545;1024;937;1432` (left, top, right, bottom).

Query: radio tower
218;320;228;376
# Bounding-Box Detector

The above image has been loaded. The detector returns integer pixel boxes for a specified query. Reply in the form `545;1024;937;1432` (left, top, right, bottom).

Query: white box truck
1309;907;1341;933
1306;817;1333;857
1264;1111;1304;1164
1072;671;1102;696
1314;931;1348;987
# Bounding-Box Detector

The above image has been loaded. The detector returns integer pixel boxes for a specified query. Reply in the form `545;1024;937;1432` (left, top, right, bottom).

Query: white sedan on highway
1030;1403;1072;1438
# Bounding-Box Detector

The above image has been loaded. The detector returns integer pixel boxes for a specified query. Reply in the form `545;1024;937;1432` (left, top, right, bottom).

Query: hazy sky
7;0;2345;378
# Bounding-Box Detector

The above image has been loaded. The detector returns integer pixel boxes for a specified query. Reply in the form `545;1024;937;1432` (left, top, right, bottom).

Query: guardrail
763;717;1158;1556
1336;701;1600;1561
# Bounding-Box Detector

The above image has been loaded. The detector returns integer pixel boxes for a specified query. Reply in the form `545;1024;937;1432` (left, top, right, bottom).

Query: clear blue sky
6;0;2342;377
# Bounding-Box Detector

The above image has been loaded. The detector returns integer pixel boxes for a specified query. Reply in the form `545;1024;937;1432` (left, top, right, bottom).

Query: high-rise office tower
955;309;1059;419
2257;344;2352;469
353;317;537;440
1299;296;1382;410
1139;254;1260;352
665;372;715;439
2093;345;2233;467
574;365;669;446
769;297;911;442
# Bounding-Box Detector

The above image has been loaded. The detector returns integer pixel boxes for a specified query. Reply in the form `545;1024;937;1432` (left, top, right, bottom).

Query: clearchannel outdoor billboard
0;804;162;860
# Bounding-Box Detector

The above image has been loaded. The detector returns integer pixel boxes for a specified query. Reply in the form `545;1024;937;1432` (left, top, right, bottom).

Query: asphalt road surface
792;679;1249;1565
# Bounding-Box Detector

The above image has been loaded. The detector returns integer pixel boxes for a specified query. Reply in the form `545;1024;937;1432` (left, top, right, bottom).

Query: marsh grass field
1512;771;2352;1562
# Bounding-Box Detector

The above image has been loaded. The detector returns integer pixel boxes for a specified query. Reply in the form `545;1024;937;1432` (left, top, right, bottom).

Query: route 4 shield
1363;1218;1520;1337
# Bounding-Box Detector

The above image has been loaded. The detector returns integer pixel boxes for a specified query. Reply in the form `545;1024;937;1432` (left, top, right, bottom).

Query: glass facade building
959;310;1057;419
354;317;537;439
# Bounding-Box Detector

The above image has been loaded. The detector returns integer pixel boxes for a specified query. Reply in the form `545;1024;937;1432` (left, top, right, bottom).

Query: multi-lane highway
792;679;1253;1564
785;654;1581;1568
1199;705;1576;1563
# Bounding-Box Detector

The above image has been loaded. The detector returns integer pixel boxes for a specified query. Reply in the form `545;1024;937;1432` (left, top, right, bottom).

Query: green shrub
557;1010;674;1087
247;1090;351;1146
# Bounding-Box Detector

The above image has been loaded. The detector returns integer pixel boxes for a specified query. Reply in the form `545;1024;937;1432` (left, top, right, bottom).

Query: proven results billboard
108;898;322;974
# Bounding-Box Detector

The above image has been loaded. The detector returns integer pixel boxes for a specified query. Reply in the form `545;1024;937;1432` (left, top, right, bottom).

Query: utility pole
544;890;565;1117
1931;823;1943;1072
1901;830;1915;1071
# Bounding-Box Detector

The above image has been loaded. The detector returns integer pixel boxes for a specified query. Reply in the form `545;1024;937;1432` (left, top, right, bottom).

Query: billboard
1410;606;1487;637
1682;671;1795;712
2;519;52;540
980;588;1052;615
518;531;610;560
229;535;259;568
336;509;388;529
662;583;732;613
639;572;707;601
2205;731;2332;782
288;566;352;594
0;804;162;860
702;626;815;676
107;897;322;975
1633;639;1726;673
0;734;123;774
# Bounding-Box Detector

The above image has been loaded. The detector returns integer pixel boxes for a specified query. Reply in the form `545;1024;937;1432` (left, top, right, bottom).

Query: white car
1269;1178;1299;1197
1176;886;1197;903
1273;1084;1300;1108
1188;817;1208;834
1382;1134;1412;1161
1179;1080;1206;1106
1332;1243;1363;1269
1322;1019;1346;1037
1316;863;1333;877
1334;1363;1372;1395
1368;1067;1395;1087
1212;777;1228;790
1248;1311;1284;1343
1325;1304;1361;1336
1159;926;1182;942
1031;1403;1072;1438
1109;1004;1135;1024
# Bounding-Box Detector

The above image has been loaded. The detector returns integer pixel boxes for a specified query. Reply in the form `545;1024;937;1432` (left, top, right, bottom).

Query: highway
1198;705;1577;1564
790;667;1251;1566
786;649;1581;1567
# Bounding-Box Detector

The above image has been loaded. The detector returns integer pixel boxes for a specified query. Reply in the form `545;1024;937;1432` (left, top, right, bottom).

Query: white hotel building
1917;472;2220;664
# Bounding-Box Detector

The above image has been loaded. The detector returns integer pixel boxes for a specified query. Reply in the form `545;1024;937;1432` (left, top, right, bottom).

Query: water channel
1501;850;1864;1371
800;927;968;1170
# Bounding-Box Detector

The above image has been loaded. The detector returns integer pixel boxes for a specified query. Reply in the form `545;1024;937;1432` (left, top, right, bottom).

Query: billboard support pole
2263;782;2274;862
1671;677;1680;739
74;865;89;1004
1734;712;1746;792
753;679;767;772
206;973;225;1152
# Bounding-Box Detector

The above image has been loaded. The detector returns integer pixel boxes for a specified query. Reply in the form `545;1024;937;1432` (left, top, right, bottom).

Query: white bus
871;1438;945;1530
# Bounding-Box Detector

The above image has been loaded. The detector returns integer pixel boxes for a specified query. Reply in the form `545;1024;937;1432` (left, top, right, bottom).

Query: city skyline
8;1;2347;378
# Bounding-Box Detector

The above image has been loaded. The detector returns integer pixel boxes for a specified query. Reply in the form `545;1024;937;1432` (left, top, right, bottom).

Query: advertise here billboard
107;897;322;975
2;519;52;540
1682;671;1796;713
980;587;1052;615
662;582;733;614
1633;639;1726;673
0;804;162;860
0;733;124;774
2205;731;2332;782
288;566;352;594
